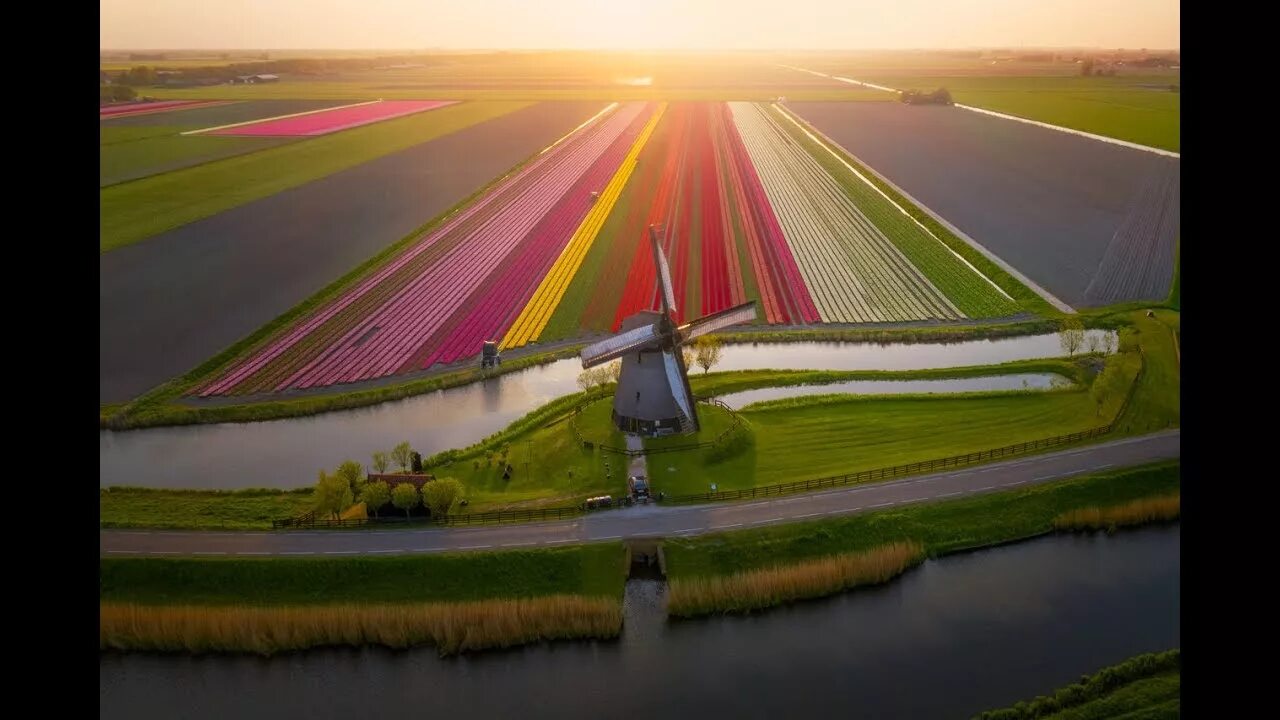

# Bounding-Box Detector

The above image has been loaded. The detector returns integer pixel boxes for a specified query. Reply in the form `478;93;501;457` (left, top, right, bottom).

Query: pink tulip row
208;100;457;137
200;102;651;395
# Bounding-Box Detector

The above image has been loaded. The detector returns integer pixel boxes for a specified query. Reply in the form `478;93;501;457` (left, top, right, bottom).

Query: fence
273;505;583;529
661;424;1116;504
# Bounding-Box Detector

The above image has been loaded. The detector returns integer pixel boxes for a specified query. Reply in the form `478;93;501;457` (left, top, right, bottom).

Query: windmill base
612;409;685;438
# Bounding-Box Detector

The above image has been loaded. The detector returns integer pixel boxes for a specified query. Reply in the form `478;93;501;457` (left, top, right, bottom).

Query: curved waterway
100;331;1114;489
99;524;1178;719
717;372;1063;409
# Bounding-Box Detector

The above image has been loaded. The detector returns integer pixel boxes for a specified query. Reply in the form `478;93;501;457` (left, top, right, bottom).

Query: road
101;430;1178;557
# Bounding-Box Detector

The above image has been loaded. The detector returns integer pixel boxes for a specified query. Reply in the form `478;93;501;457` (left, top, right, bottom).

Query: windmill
580;224;757;436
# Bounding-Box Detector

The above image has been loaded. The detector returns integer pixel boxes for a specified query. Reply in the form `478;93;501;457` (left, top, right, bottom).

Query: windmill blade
649;225;678;318
580;324;660;368
679;302;757;342
662;349;699;433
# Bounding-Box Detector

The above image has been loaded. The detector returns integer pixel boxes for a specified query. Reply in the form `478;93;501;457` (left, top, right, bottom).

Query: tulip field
199;101;1019;397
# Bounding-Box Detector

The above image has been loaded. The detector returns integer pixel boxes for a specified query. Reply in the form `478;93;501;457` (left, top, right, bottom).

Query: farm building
231;74;280;84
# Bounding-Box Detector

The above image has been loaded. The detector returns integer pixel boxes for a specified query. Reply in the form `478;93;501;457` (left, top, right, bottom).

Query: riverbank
100;357;1095;526
664;461;1179;617
97;351;1131;525
100;542;625;655
973;649;1180;719
101;315;1115;431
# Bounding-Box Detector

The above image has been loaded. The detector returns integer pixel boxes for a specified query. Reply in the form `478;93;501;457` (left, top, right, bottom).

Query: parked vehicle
628;475;650;503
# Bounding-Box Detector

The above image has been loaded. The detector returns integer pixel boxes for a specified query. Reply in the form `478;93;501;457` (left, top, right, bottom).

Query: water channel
99;524;1178;719
101;331;1113;490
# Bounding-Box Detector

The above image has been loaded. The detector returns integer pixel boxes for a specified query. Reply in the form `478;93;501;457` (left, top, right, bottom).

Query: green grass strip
101;101;529;252
664;461;1179;579
100;542;625;605
973;649;1180;720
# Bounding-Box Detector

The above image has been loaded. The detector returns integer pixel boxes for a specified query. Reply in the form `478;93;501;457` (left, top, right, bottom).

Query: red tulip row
199;102;651;395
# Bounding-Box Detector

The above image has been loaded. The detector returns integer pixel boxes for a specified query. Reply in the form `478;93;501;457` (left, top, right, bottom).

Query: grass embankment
664;462;1179;616
98;354;1117;526
100;100;528;252
1054;493;1179;531
772;102;1057;317
974;650;1180;720
100;542;625;655
100;487;314;530
651;365;1131;496
668;541;923;616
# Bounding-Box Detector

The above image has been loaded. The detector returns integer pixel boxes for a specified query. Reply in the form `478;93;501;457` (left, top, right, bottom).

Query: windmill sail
580;324;661;368
662;349;698;432
680;302;757;342
649;225;678;318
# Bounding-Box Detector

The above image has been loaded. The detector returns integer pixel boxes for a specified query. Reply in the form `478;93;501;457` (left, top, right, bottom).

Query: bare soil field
789;102;1179;308
99;101;603;403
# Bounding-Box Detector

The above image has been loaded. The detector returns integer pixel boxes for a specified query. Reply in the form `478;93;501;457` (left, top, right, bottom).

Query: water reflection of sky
101;331;1116;490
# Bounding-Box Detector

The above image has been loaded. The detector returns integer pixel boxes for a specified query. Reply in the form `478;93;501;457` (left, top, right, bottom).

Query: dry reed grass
101;595;621;656
667;541;925;617
1053;493;1180;531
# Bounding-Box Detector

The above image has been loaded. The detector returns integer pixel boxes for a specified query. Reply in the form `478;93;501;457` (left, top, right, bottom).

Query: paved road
101;431;1178;557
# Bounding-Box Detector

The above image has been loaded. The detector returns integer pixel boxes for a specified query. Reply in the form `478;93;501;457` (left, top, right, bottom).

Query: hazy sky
101;0;1179;50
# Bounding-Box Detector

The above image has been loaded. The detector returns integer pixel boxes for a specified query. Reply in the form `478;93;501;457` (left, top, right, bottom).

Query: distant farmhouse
230;73;280;84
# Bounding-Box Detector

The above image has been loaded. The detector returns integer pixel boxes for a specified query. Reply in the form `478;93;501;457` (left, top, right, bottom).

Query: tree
335;460;364;496
607;360;622;383
314;470;353;520
391;482;420;520
1058;318;1085;357
1081;57;1095;76
391;442;413;472
592;366;613;387
1089;362;1127;416
1086;334;1100;354
682;345;695;369
577;369;599;392
359;480;390;518
422;478;463;519
1101;332;1117;355
371;451;389;475
694;336;723;374
120;65;158;86
410;451;423;473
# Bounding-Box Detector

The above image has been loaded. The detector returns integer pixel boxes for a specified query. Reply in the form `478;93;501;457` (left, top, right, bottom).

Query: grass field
100;487;315;529
100;125;294;186
852;75;1180;152
663;461;1179;581
100;100;528;252
974;650;1180;720
100;542;624;605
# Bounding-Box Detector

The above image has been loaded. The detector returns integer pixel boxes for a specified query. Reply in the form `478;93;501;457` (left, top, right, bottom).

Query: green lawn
664;461;1180;579
100;487;315;530
100;542;625;605
101;125;294;187
974;650;1180;720
864;75;1180;152
100;100;529;252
